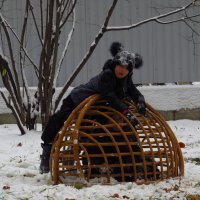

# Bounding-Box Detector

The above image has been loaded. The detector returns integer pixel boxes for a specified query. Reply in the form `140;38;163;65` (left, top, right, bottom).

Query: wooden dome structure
50;95;184;184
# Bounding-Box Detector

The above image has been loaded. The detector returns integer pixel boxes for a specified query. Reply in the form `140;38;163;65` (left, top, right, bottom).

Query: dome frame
50;95;184;184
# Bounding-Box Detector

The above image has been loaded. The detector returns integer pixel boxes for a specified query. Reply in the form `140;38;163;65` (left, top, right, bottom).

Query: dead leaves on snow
2;185;10;190
109;193;130;199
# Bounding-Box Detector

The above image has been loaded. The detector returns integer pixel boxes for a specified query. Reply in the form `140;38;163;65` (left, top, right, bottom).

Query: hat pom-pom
135;53;143;69
110;42;124;57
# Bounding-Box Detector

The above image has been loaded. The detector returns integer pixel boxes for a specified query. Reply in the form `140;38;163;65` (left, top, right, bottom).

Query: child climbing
40;41;146;174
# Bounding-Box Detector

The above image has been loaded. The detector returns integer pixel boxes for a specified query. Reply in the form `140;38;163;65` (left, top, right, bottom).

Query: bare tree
0;0;199;135
0;0;78;134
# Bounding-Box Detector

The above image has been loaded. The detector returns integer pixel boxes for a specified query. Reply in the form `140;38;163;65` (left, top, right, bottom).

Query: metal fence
0;0;199;87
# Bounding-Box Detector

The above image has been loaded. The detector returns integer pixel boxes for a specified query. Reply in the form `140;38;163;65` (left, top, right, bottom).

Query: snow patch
0;120;200;199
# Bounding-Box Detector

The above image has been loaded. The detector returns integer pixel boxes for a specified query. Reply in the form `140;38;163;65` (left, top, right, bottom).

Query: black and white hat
110;42;143;72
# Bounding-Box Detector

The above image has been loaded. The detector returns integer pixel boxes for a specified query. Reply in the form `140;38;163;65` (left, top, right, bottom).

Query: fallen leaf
3;185;10;190
110;193;120;198
123;195;130;199
17;142;22;147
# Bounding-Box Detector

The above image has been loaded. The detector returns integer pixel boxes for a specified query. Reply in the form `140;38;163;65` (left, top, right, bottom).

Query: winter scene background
0;1;199;199
0;84;200;200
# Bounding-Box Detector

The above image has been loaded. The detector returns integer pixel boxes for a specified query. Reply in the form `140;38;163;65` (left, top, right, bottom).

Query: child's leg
41;95;76;143
40;95;75;173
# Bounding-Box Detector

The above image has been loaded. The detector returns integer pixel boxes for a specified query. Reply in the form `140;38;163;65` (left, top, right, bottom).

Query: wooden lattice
50;95;184;184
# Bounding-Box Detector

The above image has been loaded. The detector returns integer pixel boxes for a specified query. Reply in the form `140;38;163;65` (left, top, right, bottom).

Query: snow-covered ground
0;120;200;200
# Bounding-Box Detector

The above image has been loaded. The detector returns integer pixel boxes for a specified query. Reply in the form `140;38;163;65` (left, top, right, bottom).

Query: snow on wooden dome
50;95;184;184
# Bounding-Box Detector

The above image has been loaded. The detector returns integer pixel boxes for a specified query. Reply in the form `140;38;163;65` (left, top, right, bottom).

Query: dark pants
41;95;76;143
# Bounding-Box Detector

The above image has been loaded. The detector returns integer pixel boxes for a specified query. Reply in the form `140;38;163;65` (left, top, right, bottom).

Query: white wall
1;85;200;114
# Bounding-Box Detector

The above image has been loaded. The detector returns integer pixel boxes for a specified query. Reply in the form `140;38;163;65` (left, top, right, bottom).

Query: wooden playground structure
50;95;184;184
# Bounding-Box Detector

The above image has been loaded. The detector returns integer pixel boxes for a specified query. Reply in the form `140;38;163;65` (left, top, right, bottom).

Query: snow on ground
0;120;200;200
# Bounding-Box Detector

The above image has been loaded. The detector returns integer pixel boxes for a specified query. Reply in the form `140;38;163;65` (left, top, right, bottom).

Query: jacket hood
102;59;115;71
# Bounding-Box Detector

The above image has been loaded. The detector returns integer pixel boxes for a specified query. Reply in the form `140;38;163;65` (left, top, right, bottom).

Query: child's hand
125;112;139;127
137;102;146;115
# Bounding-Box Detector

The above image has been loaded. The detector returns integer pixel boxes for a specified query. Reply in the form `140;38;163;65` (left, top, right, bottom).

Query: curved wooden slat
50;94;184;184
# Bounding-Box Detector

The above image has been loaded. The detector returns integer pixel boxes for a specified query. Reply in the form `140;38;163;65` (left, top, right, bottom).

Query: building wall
0;0;199;87
1;85;200;123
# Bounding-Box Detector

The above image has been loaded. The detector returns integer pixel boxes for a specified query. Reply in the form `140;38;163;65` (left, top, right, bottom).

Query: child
40;42;146;174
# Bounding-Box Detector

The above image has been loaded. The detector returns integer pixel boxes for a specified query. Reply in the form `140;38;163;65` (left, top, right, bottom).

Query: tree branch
0;90;26;135
20;0;30;114
183;20;200;37
40;0;44;39
0;13;39;73
53;2;76;88
106;1;198;31
54;0;119;111
27;0;44;47
0;54;24;123
0;16;22;106
59;0;77;29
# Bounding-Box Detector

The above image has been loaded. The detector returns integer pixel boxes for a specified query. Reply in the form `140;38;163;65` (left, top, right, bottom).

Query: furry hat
110;42;143;71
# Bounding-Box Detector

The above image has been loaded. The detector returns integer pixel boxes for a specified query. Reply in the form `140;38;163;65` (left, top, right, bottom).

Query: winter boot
39;143;52;174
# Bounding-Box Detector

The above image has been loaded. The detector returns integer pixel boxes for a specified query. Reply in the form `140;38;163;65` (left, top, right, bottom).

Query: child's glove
123;111;139;127
126;112;139;127
137;102;146;115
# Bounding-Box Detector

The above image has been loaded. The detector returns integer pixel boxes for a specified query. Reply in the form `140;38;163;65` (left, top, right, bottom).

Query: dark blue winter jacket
70;59;144;112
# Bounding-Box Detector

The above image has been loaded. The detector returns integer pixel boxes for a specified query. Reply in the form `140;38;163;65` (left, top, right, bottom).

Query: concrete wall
0;84;199;124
